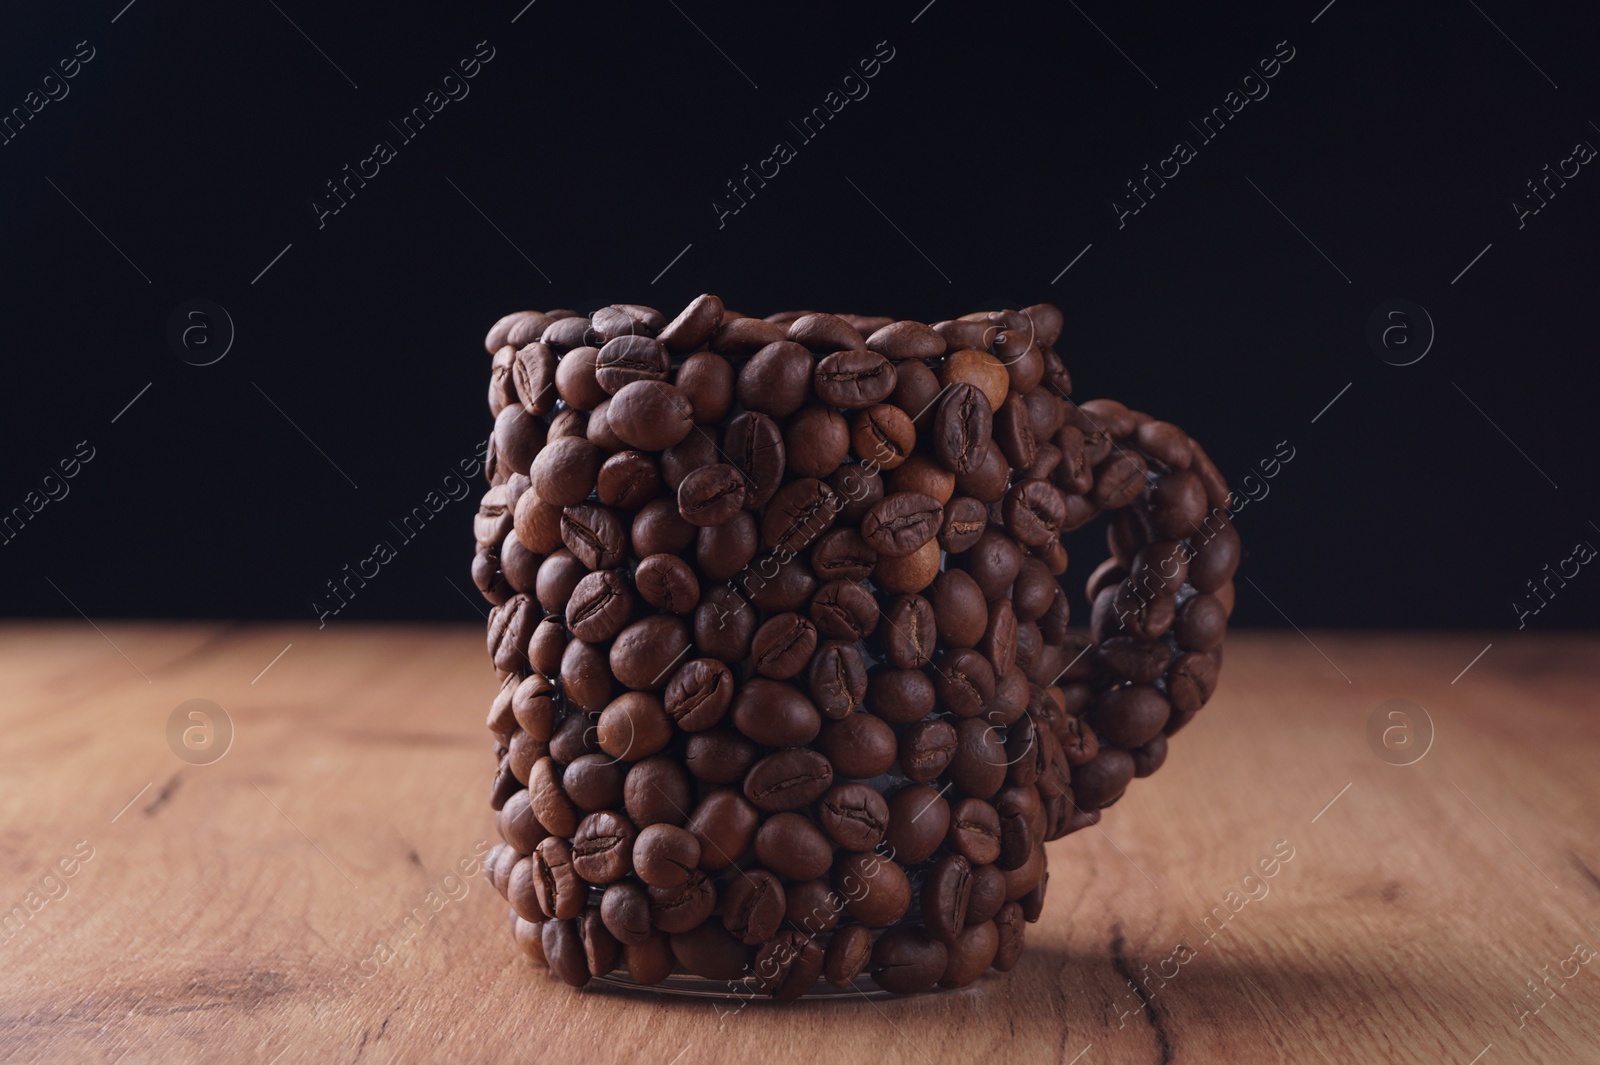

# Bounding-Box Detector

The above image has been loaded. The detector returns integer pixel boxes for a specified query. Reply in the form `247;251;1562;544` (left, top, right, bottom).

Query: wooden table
2;623;1596;1064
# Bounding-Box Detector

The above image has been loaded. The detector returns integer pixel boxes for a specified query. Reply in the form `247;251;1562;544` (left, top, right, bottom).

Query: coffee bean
508;732;549;785
755;813;834;880
660;429;720;491
724;411;786;509
785;878;845;935
547;407;587;441
810;528;878;582
850;404;915;469
936;648;997;719
933;383;993;474
738;341;814;417
813;349;897;409
744;748;834;812
880;594;936;669
723;870;786;945
532;836;585;920
871;925;947;994
788;312;867;353
494;404;547;478
543;917;591;987
939;496;989;553
515;486;564;555
606;380;695;451
559;638;613;714
633;823;701;889
592;303;664;341
824;923;875;987
1175;593;1227;652
867;320;946;361
939;920;999;989
1091;450;1148;508
992;902;1025;971
730;678;821;747
695;511;759;580
818;783;890;852
566;569;633;642
808;640;867;719
497;789;547;853
962;529;1023;600
595;450;662;509
560;503;626;570
1166;651;1218;719
662;657;733;732
837;852;911;927
487;310;555;354
1189;519;1240;592
980;601;1019;676
756;929;825;999
948;797;1001;864
500;536;541;595
1129;541;1189;599
1072;749;1135;808
993;392;1037;470
994;788;1040;871
1002;480;1067;547
625;755;693;827
890;452;956;504
686;788;759;869
580;908;622;977
929;569;987;647
601;881;653;945
572;810;636;884
861;492;942;558
751;612;819;680
923;855;972;943
1132;734;1168;777
819;712;898;779
511;673;556;740
889;360;944;432
693;585;756;662
1088;684;1170;749
675;350;735;423
830;462;885;524
596;692;672;761
624;932;674;984
867;668;936;725
659;293;725;354
965;864;1007;926
649;869;717;933
677;463;746;526
898;719;956;783
745;553;817;614
610;615;692;691
762;478;840;553
633;553;700;614
487;594;536;674
784;406;850;479
594;334;669;395
670;921;755;979
1149;469;1208;539
562;753;625;812
555;345;606;410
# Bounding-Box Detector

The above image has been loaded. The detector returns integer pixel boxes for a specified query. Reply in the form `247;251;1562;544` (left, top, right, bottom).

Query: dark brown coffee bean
554;345;606;411
595;334;669;394
542;918;591;987
487;310;555;354
509;343;558;417
532;550;583;615
730;677;821;747
497;789;547;853
591;303;664;341
1073;749;1135;808
1149;469;1208;539
601;881;653;945
624;931;674;984
803;580;875;643
1088;684;1171;749
933;383;992;474
813;349;897;409
837;852;911;927
693;585;756;662
606;380;694;451
500;535;541;596
756;930;825;999
1003;716;1043;789
677;463;746;527
867;319;946;361
880;594;936;669
494;404;547;478
762;478;841;553
696;511;759;580
596;691;672;762
899;720;956;783
988;902;1026;972
965;864;1006;927
532;836;585;920
514;726;557;778
989;669;1030;727
1097;636;1168;684
1176;593;1227;652
572;810;636;884
784;878;845;935
939;496;988;553
1091;449;1149;508
559;637;613;714
744;553;817;614
868;668;936;725
724;412;786;509
818;712;898;779
937;647;998;720
755;813;835;880
939;919;999;988
808;640;867;719
511;673;556;740
980;601;1019;677
1002;480;1067;547
659;428;719;491
723;870;786;945
818;783;890;852
744;748;834;812
889;361;944;434
1003;843;1046;902
686;788;759;869
948;798;1001;865
923;855;972;944
675;350;735;423
659;293;725;354
560;503;626;570
1132;733;1168;777
650;869;717;933
566;569;633;642
580;908;622;977
610;615;692;691
489;345;518;417
994;788;1040;871
955;439;1011;503
992;392;1037;470
860;492;942;559
784;406;850;480
632;554;699;615
1189;519;1240;592
929;569;987;647
594;450;661;509
881;785;946;864
1129;540;1189;600
508;855;541;920
663;658;733;731
686;726;756;783
625;756;692;827
824;924;875;987
529;756;579;837
1109;583;1175;642
871;925;947;994
850;404;915;469
738;341;814;417
633;823;701;889
561;754;624;814
751;613;819;680
490;761;523;813
1166;651;1219;720
486;594;536;675
811;528;877;582
788;311;867;353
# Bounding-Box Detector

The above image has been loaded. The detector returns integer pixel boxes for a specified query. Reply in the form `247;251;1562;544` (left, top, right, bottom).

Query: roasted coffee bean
595;449;661;509
476;485;517;548
507;730;549;784
723;870;786;945
696;511;759;580
693;585;756;662
763;478;840;553
532;836;585;920
566;569;633;642
1109;583;1175;642
490;346;518;417
899;720;957;782
586;397;626;451
867;319;946;362
624;932;675;984
1189;519;1240;592
592;303;664;341
831;462;885;524
889;361;944;435
955;439;1012;503
861;492;942;558
659;293;725;354
512;673;556;739
500;536;541;595
473;544;512;605
607;381;695;451
667;924;754;984
940;920;1000;989
818;712;898;779
789;311;867;353
580;908;622;977
676;350;735;423
890;452;956;504
596;691;672;761
751;613;819;680
724;412;786;508
809;580;879;641
1073;749;1135;808
1129;540;1189;599
994;788;1040;871
1003;480;1067;547
964;526;1024;601
744;748;834;812
601;881;653;945
663;657;733;731
939;496;989;553
756;929;825;999
559;638;613;714
487;594;537;675
882;594;936;669
1003;843;1046;902
1091;449;1148;508
494;404;547;478
939;350;1009;412
686;788;759;869
980;601;1019;676
594;334;669;395
868;667;936;725
560;503;626;570
610;615;692;691
1088;684;1171;748
837;852;911;927
881;784;947;864
633;553;700;613
785;406;850;479
1148;468;1208;539
933;383;993;474
508;856;542;920
685;725;757;783
813;349;896;408
547;407;587;441
554;345;606;410
738;341;814;417
784;878;845;935
572;811;636;884
497;790;547;853
811;528;877;582
562;753;625;812
515;486;564;555
490;760;523;812
625;755;693;827
487;310;555;354
850;404;915;469
543;918;591;987
808;640;868;718
534;550;584;615
873;538;942;594
755;813;835;880
929;569;987;647
1176;593;1227;652
965;864;1007;927
989;669;1030;727
1166;651;1219;719
824;923;875;987
633;823;701;889
922;855;972;943
948;797;1002;865
731;678;821;747
649;869;717;933
871;926;948;994
817;783;889;852
745;553;817;614
677;463;746;527
660;429;719;491
1002;716;1043;788
992;902;1026;971
935;648;997;720
993;392;1037;469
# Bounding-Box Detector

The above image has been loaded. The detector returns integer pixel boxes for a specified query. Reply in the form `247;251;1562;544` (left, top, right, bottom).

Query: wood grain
1;623;1597;1064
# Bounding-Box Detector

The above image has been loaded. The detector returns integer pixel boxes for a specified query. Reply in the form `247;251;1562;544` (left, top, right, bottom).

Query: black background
2;0;1596;631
